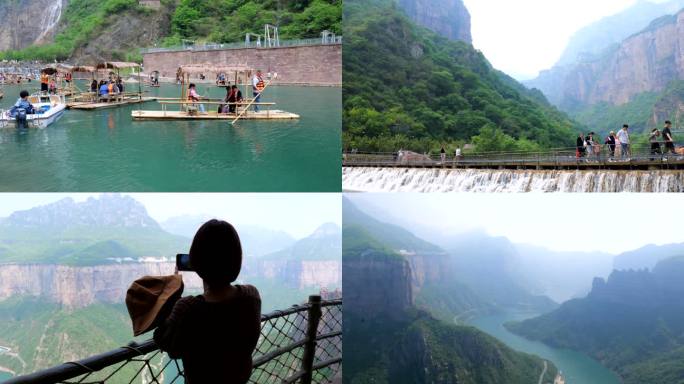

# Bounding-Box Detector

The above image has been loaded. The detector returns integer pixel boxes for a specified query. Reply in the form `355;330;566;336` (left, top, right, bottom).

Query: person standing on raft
252;70;265;112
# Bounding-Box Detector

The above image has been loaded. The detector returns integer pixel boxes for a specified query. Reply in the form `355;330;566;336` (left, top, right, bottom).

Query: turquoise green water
469;312;620;384
0;372;11;382
0;83;341;191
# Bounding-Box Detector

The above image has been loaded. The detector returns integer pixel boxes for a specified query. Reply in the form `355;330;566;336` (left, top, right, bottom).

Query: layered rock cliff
0;259;341;308
530;8;684;110
343;249;413;321
0;263;202;308
249;259;341;289
0;0;66;51
398;0;471;43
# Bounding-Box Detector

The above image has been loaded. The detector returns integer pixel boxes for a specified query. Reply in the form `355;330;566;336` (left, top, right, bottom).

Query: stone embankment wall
143;44;342;86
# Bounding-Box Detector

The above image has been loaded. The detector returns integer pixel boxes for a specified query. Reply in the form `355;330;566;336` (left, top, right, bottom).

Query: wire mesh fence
5;296;342;384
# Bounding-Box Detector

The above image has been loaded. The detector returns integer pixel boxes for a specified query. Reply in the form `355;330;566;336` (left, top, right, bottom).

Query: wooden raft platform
67;97;158;110
131;109;300;120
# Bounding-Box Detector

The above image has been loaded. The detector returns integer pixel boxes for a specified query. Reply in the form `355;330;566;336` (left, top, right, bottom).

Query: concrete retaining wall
142;44;342;86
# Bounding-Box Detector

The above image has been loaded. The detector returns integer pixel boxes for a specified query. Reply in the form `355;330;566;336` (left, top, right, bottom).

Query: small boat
0;94;66;129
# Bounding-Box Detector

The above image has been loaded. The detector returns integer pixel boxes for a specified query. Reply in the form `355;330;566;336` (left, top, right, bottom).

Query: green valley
343;227;558;384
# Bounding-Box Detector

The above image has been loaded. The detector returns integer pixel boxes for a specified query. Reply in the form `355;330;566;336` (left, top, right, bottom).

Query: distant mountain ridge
6;194;159;229
507;255;684;384
526;0;684;134
557;0;684;67
613;242;684;271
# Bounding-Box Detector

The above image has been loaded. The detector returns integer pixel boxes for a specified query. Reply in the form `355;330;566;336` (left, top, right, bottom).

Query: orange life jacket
41;74;49;84
255;76;265;92
108;83;114;93
65;73;72;81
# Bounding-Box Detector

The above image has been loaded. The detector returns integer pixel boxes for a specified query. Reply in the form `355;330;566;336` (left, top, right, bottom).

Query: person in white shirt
252;70;265;112
616;124;630;159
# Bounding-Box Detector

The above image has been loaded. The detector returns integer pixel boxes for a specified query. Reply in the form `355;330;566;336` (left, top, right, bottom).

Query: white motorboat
0;94;66;129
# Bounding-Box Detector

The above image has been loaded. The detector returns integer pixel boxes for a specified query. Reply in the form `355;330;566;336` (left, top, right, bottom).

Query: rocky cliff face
0;259;341;308
343;250;413;321
0;0;67;51
250;259;341;289
530;9;684;109
0;263;203;308
398;0;471;43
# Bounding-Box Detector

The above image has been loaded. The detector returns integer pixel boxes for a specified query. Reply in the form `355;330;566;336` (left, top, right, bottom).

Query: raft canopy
57;64;96;73
41;66;58;75
96;62;141;70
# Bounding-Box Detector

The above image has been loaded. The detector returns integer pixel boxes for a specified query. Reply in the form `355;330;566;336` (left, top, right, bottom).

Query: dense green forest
167;0;341;44
506;256;684;384
343;0;583;154
0;0;341;61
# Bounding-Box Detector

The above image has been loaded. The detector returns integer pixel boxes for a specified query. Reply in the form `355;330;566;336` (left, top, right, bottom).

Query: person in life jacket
40;72;49;93
251;70;265;112
65;72;72;84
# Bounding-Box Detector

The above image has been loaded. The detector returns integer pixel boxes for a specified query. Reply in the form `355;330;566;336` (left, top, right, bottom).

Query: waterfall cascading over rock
36;0;64;43
343;167;684;192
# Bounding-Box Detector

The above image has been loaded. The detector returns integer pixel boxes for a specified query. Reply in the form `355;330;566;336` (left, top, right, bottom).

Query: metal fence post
301;295;322;384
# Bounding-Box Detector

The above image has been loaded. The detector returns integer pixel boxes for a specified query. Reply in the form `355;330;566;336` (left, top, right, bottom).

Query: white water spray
342;167;684;192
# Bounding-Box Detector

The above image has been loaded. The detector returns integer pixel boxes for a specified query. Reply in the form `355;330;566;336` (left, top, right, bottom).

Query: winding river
468;311;620;384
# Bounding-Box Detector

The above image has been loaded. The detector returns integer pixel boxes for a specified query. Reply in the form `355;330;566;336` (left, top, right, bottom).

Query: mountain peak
311;222;341;238
6;194;159;229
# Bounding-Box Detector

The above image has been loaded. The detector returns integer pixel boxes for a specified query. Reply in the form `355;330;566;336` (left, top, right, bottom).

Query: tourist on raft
153;219;261;384
40;72;49;93
188;83;207;114
252;70;266;112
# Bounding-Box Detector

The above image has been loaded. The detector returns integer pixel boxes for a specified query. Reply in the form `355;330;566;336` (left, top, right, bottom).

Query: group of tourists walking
577;121;678;160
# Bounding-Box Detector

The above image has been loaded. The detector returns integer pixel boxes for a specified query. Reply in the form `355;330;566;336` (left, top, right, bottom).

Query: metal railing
5;295;342;384
342;143;684;169
141;37;343;54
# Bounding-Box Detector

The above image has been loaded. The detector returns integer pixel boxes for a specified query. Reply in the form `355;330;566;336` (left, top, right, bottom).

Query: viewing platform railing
4;295;342;384
141;37;343;54
342;143;684;170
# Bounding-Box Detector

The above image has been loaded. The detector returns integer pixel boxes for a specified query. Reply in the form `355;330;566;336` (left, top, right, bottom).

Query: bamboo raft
132;106;299;120
131;64;299;122
68;97;158;110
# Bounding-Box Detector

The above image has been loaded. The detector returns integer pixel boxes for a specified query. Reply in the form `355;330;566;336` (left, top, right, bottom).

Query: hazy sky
348;193;683;254
462;0;643;80
0;193;341;239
